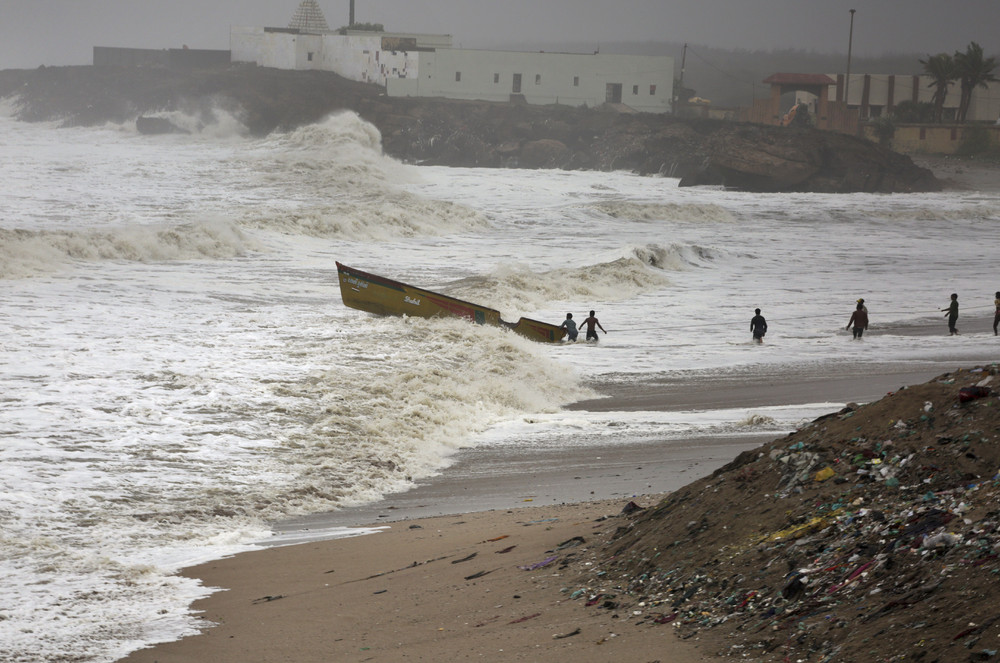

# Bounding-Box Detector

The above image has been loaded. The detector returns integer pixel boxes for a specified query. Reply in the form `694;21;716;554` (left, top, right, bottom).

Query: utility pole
676;42;687;111
844;9;856;106
679;42;687;90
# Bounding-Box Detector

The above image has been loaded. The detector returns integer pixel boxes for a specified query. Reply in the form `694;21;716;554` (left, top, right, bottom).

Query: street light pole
845;9;856;107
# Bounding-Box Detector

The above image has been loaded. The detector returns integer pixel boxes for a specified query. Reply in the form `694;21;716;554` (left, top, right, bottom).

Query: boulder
136;116;188;135
679;124;940;193
519;139;570;168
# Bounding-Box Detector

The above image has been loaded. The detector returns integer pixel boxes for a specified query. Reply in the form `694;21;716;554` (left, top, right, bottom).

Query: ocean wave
869;204;1000;222
631;243;719;269
131;107;250;139
249;316;590;513
444;252;676;315
0;220;259;278
237;113;488;239
275;111;384;153
241;192;488;240
256;112;400;185
592;201;735;223
0;95;20;118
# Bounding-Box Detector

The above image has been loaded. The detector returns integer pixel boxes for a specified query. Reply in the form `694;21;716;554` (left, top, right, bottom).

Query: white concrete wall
388;49;673;113
318;34;419;84
231;28;423;86
231;28;673;114
231;27;299;69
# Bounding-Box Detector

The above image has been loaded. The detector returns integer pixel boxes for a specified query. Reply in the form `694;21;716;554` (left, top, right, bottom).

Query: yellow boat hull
336;262;565;343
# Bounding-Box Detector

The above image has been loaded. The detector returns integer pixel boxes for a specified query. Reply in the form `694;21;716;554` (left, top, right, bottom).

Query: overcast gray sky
2;0;999;70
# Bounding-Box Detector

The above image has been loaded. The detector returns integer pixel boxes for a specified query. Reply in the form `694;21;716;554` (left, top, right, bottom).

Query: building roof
288;0;330;33
762;73;837;86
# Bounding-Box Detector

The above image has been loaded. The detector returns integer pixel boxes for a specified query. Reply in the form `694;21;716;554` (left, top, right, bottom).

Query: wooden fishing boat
336;262;566;343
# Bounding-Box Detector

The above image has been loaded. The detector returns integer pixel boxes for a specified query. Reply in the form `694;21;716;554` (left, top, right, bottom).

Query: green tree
919;52;956;123
870;115;895;146
953;41;998;123
337;22;385;34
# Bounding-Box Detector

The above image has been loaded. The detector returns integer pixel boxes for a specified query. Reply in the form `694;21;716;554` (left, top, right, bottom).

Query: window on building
455;71;461;82
494;73;500;84
573;76;579;87
633;85;639;95
535;74;541;85
650;85;656;95
307;52;314;62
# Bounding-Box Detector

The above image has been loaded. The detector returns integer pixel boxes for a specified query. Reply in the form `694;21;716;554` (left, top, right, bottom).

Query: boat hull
336;262;565;343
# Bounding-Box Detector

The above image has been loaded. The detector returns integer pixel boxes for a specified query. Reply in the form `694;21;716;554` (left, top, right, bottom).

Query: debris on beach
519;555;559;571
567;365;1000;662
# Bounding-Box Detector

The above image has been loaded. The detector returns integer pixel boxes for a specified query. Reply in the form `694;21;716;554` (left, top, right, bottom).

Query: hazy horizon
2;0;999;70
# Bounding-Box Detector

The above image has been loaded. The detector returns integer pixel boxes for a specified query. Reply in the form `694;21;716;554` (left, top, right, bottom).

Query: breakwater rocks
569;365;1000;662
0;64;940;193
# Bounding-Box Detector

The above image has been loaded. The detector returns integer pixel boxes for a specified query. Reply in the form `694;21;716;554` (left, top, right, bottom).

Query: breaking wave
439;243;720;315
444;254;669;316
0;220;259;278
630;243;719;269
256;112;398;187
867;203;1000;222
241;193;488;240
228;315;588;514
241;112;488;239
132;107;250;139
591;201;735;223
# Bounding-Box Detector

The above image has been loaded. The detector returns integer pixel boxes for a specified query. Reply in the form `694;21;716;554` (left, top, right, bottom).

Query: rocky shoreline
1;64;941;193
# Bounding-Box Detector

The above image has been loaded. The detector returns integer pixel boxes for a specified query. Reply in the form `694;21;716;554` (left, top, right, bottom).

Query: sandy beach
122;499;718;663
118;359;996;663
118;159;1000;663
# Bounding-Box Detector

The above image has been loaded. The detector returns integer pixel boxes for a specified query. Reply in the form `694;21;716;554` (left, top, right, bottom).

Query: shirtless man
580;310;606;341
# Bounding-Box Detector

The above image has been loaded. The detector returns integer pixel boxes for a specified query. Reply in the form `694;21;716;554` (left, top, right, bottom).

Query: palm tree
953;42;998;123
919;52;956;123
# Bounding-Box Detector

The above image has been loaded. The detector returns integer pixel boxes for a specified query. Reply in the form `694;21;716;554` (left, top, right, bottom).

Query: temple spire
288;0;330;33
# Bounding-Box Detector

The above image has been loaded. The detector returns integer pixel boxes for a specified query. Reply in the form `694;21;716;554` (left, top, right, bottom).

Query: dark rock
519;139;570;168
136;116;188;134
678;124;940;193
0;64;941;194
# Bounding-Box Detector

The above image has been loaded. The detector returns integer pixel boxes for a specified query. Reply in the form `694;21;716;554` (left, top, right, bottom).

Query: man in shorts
560;313;579;342
580;310;606;341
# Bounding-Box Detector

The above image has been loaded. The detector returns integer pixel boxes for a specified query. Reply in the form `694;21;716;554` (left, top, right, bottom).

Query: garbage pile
569;365;1000;662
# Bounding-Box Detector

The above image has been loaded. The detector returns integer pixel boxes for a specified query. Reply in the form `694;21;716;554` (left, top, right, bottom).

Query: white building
230;1;673;113
231;27;445;86
387;48;673;114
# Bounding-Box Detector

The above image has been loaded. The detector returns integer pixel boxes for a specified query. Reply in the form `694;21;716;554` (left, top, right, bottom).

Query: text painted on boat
344;276;368;289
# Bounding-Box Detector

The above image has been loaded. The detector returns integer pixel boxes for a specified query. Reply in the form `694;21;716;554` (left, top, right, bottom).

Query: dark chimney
350;0;355;26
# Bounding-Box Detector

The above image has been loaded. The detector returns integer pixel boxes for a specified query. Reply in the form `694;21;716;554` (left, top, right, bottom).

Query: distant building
828;73;999;124
386;49;673;114
754;71;999;126
230;1;673;113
